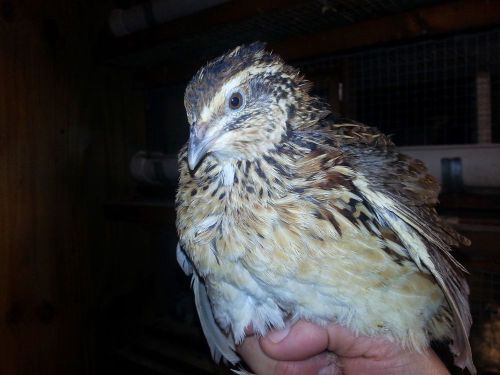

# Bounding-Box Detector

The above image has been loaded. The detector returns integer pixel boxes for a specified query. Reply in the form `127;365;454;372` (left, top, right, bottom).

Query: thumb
261;321;330;361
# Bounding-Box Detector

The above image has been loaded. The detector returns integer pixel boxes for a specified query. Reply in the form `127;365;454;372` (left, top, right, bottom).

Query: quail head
175;42;475;374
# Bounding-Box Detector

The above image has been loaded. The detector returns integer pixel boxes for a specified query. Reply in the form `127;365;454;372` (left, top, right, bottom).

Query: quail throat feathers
175;42;475;374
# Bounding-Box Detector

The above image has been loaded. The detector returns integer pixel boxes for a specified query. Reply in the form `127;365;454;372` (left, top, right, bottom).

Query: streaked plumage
175;42;475;374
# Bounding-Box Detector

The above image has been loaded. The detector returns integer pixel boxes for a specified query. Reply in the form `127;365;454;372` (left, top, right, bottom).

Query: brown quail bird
175;42;475;374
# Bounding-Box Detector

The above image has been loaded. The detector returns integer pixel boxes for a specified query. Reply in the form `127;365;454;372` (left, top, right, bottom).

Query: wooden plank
439;192;500;212
274;0;500;61
0;1;149;374
103;0;309;60
139;0;500;87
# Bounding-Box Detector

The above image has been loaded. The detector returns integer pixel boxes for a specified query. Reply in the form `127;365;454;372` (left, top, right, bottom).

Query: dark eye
228;92;243;110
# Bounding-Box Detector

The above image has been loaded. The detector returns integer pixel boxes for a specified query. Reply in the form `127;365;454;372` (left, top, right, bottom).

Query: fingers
260;321;329;361
324;323;366;357
242;320;449;375
260;319;393;360
324;323;400;359
238;334;338;375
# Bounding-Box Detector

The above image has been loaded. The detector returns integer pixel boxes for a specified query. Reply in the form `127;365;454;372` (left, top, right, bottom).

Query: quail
175;42;475;374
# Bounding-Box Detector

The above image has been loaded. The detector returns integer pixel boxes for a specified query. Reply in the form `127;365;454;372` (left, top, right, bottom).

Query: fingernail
268;323;291;343
318;365;336;375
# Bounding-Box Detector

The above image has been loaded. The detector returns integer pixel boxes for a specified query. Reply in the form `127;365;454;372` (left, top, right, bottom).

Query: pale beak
188;124;212;170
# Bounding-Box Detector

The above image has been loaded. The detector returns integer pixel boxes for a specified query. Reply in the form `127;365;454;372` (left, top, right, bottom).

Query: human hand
237;320;450;375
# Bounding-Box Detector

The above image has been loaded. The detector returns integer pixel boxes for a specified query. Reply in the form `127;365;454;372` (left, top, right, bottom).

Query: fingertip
261;321;329;361
267;321;292;344
238;335;336;375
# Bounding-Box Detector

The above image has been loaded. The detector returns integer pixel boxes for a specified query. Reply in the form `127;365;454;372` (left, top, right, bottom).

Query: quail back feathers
175;42;475;374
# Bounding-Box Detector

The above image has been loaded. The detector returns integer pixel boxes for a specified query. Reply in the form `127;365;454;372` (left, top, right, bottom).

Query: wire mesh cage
470;268;500;326
468;267;500;374
299;28;500;146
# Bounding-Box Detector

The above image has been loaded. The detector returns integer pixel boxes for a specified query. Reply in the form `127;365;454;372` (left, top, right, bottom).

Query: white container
398;144;500;187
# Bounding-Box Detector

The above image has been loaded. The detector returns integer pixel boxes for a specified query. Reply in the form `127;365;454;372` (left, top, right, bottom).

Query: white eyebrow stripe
199;64;282;123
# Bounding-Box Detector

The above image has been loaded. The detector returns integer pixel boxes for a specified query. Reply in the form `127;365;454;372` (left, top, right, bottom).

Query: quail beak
188;125;212;170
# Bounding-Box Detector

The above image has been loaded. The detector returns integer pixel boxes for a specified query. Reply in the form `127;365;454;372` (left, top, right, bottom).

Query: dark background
0;1;499;374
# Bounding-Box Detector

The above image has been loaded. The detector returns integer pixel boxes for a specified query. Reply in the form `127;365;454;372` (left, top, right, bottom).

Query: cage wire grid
120;0;444;67
299;28;500;146
297;31;500;362
469;268;500;326
467;267;500;374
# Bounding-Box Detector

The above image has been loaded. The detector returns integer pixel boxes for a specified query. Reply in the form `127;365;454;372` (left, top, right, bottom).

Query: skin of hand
237;321;451;375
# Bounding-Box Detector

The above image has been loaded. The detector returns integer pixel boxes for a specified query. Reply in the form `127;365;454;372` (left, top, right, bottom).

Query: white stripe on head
199;64;283;123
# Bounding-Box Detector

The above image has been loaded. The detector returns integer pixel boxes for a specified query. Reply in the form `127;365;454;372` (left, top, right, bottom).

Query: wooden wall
0;1;151;374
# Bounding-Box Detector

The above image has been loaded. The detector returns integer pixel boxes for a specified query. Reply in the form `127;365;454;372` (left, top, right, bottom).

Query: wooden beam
103;0;308;60
273;0;500;61
138;0;500;87
439;192;500;212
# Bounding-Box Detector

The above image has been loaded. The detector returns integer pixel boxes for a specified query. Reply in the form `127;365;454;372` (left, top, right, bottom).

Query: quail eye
228;92;243;110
